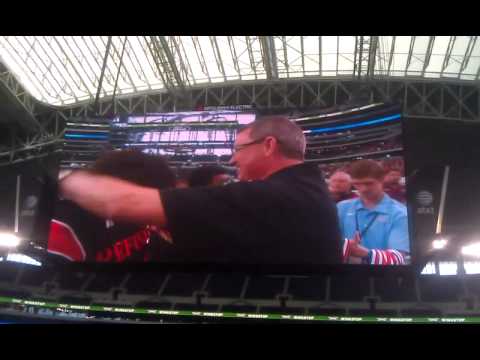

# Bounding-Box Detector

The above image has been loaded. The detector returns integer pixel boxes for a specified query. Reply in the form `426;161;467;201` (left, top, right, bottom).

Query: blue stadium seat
419;276;464;302
288;276;327;301
125;272;167;295
205;273;246;298
329;275;370;302
161;273;208;297
374;276;418;302
244;276;286;300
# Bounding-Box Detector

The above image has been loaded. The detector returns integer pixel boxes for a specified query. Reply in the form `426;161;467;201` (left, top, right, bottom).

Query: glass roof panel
0;36;477;107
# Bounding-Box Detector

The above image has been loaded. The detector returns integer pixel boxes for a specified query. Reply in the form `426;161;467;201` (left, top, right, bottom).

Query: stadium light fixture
6;253;41;266
432;238;448;250
0;232;21;248
461;242;480;258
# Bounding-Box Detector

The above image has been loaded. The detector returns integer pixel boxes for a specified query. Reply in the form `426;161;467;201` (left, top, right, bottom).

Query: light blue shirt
336;193;410;253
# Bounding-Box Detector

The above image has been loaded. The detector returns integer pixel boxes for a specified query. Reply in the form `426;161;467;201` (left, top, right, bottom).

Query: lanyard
355;210;379;239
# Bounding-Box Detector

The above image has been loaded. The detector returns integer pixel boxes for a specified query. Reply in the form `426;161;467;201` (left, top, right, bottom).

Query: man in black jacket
59;116;342;265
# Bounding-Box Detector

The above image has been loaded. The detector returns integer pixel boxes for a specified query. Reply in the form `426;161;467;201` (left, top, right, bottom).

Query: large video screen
46;105;411;268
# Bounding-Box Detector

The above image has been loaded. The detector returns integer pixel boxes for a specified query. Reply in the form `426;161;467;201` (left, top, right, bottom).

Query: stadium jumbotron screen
43;104;411;271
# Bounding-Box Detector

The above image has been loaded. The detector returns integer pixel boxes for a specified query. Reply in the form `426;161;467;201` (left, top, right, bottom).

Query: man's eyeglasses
233;137;266;153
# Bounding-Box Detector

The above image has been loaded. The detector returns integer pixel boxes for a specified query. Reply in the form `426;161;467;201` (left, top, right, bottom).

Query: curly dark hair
92;149;176;189
188;165;230;187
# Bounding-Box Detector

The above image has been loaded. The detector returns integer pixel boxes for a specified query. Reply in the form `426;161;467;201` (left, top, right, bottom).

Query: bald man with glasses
60;116;342;265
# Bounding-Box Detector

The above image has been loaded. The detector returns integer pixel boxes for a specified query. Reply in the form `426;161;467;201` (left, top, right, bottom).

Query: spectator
337;159;409;265
188;165;233;187
59;116;343;265
175;179;189;189
174;168;191;189
48;150;176;262
383;169;406;204
328;171;358;203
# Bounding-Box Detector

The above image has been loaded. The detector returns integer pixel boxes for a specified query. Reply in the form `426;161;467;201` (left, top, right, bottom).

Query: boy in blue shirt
337;159;410;265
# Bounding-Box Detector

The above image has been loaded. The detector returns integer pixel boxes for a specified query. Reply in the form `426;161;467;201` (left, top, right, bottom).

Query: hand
58;169;73;181
348;231;369;258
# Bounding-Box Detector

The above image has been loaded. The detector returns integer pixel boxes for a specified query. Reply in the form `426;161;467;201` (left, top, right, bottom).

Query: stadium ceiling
0;36;479;107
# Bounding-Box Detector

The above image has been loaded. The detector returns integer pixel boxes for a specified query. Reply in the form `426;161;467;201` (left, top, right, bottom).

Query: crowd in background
322;157;406;204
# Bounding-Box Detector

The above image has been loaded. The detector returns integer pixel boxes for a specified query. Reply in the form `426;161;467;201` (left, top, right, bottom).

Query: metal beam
68;37;101;96
210;36;227;82
282;36;289;76
245;36;258;79
1;37;48;100
405;36;416;76
421;36;435;77
353;36;358;77
459;36;477;76
10;37;64;101
35;37;79;103
169;36;192;86
111;36;128;101
105;36;137;93
158;36;186;90
301;36;306;76
387;36;396;76
259;36;278;80
0;78;471;145
135;37;163;90
0;62;44;133
85;37;117;91
94;36;112;112
53;37;94;100
367;36;379;77
123;37;153;89
227;37;241;78
319;36;322;76
357;36;365;78
441;36;457;76
145;36;179;95
335;36;339;76
191;36;211;83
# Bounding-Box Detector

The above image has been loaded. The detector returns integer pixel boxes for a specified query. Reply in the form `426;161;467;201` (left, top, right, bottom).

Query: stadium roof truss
1;36;480;166
1;36;479;108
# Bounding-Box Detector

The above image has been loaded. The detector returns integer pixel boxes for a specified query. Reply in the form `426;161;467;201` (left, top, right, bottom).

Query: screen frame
29;105;423;276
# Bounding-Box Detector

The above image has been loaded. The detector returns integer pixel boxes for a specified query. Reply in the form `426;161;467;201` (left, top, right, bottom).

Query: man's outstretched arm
60;170;167;228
